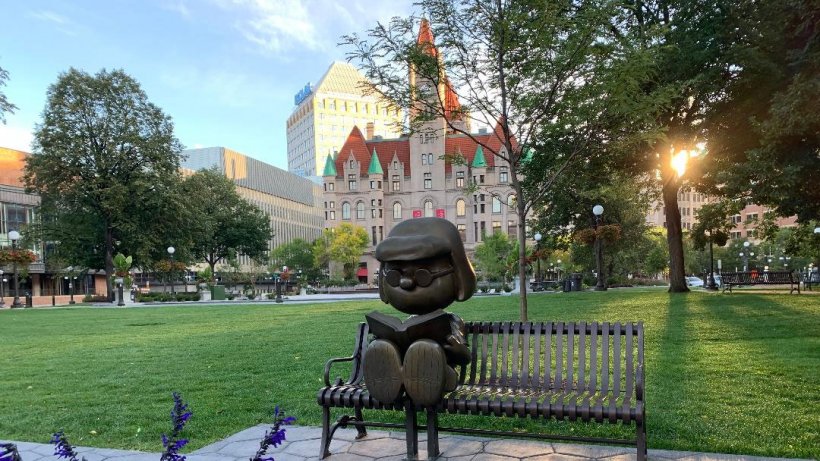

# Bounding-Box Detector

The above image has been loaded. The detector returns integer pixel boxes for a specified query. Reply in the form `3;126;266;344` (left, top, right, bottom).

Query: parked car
686;276;704;287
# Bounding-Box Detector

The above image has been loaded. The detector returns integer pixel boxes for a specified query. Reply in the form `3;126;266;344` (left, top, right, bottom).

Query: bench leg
637;420;647;461
405;402;419;460
320;406;332;459
426;408;440;459
355;406;368;439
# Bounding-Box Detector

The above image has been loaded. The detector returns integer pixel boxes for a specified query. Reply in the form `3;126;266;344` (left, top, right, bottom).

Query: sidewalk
2;425;809;461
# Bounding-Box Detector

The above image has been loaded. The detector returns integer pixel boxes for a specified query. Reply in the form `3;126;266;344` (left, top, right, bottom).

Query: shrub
81;294;109;303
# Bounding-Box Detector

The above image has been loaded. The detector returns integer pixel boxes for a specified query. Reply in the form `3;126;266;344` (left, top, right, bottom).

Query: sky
0;0;414;170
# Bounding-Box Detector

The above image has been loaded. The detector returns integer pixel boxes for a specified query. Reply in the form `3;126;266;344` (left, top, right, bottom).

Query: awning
356;267;369;277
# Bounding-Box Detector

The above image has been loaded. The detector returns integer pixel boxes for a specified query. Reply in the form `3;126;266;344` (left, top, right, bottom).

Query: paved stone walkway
2;425;808;461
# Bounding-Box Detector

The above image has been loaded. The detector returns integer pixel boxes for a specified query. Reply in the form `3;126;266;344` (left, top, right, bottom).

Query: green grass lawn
1;290;818;458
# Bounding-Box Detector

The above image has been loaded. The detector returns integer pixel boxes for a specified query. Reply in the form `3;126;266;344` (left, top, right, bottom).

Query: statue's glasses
383;267;455;288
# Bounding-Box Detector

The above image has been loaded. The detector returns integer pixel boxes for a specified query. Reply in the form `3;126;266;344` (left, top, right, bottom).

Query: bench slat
511;323;520;388
578;321;586;392
532;322;542;388
589;322;598;392
544;321;552;391
521;322;532;388
490;323;499;386
567;321;575;391
555;321;564;389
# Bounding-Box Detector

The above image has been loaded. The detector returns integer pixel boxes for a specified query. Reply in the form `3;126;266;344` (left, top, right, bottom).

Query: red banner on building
412;209;422;218
435;208;445;218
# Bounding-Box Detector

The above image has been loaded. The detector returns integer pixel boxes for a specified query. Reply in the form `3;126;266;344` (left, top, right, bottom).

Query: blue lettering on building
294;83;313;105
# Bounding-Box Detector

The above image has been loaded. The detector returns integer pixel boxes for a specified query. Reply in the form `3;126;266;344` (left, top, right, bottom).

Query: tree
0;64;17;123
600;0;748;292
474;231;514;283
270;238;320;283
344;0;621;320
702;0;820;222
25;68;183;300
181;168;272;275
314;224;369;280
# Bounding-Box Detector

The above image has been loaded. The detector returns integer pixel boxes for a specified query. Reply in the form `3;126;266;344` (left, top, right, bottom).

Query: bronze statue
363;217;476;407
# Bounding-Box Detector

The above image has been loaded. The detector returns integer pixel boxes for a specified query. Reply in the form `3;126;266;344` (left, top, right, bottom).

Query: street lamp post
556;259;562;282
9;230;23;308
274;268;283;303
705;230;717;291
0;269;4;307
741;241;750;271
533;232;542;290
592;205;606;291
70;275;77;305
167;246;176;297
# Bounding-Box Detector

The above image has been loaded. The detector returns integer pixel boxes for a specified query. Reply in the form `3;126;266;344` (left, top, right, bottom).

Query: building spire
367;148;384;175
471;145;487;168
322;153;337;176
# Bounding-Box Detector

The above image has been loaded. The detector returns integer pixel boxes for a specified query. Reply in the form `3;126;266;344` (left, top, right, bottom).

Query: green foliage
691;201;742;251
474;232;515;283
314;224;369;280
701;0;820;222
181;168;272;273
24;68;184;297
112;253;133;277
270;239;319;282
0;64;17;124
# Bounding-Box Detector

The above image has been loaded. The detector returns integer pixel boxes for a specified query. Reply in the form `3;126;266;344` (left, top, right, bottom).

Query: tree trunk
512;176;528;322
662;178;689;292
105;227;115;301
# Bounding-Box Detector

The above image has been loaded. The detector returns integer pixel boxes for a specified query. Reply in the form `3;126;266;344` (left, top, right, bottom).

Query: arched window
342;202;351;220
424;200;434;217
356;201;365;219
393;202;402;219
456;199;466;217
349;159;355;169
507;194;517;209
492;196;502;213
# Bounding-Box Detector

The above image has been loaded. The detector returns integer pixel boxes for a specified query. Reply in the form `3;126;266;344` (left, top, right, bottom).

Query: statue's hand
443;334;471;365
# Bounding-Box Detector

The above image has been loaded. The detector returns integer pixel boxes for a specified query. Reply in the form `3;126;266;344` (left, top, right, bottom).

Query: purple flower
161;392;192;461
1;443;22;461
250;405;296;461
50;431;86;461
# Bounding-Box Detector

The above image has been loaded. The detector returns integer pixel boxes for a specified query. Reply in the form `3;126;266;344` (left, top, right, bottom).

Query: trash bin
211;285;226;301
571;273;582;291
563;278;571;292
25;292;33;308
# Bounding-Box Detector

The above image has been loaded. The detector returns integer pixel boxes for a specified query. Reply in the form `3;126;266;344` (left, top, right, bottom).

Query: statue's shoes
403;339;447;407
363;339;403;403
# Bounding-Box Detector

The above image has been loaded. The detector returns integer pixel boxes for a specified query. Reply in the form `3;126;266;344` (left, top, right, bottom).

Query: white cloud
162;0;192;19
29;9;79;36
213;0;414;56
0;123;35;152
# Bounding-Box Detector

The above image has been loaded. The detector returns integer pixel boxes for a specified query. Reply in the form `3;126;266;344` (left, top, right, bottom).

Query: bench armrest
635;362;645;401
323;356;356;386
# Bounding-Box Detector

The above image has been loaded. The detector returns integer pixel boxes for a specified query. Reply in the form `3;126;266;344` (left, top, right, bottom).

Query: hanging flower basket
0;248;36;266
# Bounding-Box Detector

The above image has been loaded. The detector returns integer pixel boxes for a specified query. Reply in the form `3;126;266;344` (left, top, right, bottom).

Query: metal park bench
720;270;800;294
318;321;646;460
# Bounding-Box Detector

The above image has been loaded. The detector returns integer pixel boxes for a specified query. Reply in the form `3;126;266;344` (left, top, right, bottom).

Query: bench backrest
461;321;643;397
721;271;794;284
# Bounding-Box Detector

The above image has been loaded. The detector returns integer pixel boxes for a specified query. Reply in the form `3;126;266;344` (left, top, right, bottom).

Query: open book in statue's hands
365;309;452;351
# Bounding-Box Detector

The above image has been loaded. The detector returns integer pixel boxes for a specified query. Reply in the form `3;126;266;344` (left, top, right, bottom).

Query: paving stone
103;454;163;461
552;443;629;459
336;429;390;442
264;453;308;461
186;454;240;461
16;451;45;461
219;425;269;443
442;456;476;461
322;453;375;461
86;448;150;458
472;453;519;461
649;450;696;460
528;454;588;461
218;438;268;456
348;436;408;457
288;439;350;457
485;439;553;457
437;437;485;457
601;454;637;461
389;431;428;442
286;425;326;442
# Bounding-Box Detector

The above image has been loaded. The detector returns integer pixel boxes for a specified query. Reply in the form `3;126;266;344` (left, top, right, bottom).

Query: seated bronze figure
363;217;476;407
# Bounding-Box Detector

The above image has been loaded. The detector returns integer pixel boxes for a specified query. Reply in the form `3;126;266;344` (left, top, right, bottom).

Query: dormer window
349;160;355;169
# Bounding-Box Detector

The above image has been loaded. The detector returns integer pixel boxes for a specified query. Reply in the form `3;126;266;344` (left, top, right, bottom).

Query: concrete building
645;187;798;240
286;62;404;181
182;147;325;269
321;20;519;283
0;147;104;304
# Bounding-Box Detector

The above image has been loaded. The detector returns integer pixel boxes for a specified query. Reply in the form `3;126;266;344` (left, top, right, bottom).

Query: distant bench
318;320;647;460
720;270;800;294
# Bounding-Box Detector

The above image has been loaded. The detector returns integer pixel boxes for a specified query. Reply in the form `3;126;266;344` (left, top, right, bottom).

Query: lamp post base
11;298;22;308
594;285;607;291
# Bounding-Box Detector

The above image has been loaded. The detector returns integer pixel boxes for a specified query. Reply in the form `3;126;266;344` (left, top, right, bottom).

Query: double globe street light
8;230;23;308
592;205;606;291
